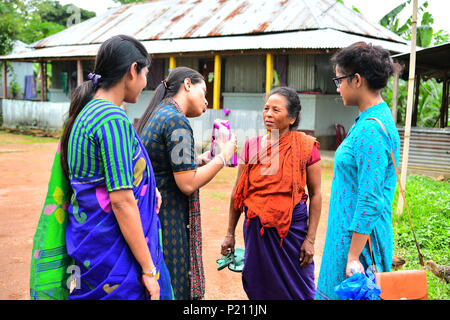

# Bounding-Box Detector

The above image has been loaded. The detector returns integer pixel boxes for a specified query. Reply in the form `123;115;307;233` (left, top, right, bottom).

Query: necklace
167;97;183;114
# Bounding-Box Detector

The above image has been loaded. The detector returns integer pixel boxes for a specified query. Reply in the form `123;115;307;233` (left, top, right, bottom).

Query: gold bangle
142;267;157;278
225;234;235;238
142;272;155;278
305;235;315;245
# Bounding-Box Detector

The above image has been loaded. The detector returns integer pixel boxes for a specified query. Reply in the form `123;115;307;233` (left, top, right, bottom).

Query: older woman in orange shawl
221;87;322;300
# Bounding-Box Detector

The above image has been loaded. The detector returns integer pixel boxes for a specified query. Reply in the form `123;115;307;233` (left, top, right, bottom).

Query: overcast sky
57;0;450;33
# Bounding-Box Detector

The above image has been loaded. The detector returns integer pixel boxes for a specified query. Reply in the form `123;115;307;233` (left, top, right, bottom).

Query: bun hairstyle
331;41;394;90
60;35;150;180
136;66;204;135
268;86;302;130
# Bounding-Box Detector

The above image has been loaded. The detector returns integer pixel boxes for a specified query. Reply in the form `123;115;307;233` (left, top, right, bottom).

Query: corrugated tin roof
32;0;406;48
1;29;411;61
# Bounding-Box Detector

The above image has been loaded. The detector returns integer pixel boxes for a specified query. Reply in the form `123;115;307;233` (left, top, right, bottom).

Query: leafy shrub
392;175;449;300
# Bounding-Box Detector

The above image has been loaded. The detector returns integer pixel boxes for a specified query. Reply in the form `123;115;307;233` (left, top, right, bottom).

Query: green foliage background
0;0;96;55
392;175;450;300
378;0;449;128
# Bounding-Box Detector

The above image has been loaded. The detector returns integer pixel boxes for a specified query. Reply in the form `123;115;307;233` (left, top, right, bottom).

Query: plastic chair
133;118;140;129
335;123;346;150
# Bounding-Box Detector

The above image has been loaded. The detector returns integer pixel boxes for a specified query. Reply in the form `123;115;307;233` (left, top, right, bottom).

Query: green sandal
216;252;234;271
228;248;245;273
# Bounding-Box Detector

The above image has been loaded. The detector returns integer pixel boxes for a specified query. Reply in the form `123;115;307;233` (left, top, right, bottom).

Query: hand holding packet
209;119;237;167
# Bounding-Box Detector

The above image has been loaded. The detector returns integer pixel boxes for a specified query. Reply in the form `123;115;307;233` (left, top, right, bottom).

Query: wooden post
213;54;221;110
169;56;176;71
77;60;83;86
391;64;400;124
39;61;46;102
440;73;448;128
397;0;418;217
411;74;420;127
443;79;450;128
265;53;274;99
439;74;449;128
44;63;48;101
2;61;7;99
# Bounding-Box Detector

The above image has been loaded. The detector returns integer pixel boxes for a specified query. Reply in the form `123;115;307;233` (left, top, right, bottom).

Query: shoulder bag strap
366;117;425;268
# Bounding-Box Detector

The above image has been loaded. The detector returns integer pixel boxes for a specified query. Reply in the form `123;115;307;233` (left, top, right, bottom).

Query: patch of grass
213;167;238;184
321;166;334;181
392;175;450;300
0;130;58;145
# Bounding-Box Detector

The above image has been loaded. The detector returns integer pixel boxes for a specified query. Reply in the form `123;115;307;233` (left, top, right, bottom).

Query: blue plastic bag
334;268;381;300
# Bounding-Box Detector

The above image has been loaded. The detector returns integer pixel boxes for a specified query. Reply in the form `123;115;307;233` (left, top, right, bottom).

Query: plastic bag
334;267;381;300
209;119;237;167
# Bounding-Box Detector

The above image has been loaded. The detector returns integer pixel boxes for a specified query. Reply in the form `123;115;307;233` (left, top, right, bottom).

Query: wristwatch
142;267;157;278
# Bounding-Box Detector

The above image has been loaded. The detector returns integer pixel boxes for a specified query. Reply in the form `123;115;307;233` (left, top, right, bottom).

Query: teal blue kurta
315;102;400;300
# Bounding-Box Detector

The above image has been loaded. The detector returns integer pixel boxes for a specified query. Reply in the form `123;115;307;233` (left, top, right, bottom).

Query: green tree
379;0;449;47
31;0;96;27
20;0;96;44
0;0;97;53
0;0;26;55
380;0;449;127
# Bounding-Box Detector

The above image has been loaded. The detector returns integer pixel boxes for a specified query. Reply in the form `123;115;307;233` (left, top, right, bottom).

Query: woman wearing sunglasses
315;42;401;300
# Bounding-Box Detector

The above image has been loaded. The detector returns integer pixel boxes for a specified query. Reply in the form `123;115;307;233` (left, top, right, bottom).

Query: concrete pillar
169;56;176;71
265;53;274;99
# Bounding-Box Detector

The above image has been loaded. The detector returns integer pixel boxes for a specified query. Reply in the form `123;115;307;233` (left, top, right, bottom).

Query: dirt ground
0;132;331;300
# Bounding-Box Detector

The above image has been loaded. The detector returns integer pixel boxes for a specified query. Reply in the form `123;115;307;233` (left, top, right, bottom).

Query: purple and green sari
30;99;173;300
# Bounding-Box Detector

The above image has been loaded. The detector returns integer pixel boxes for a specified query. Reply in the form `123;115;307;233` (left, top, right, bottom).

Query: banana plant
379;0;447;47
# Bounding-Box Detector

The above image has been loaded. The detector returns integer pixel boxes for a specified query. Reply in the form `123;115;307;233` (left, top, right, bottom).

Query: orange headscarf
234;131;317;246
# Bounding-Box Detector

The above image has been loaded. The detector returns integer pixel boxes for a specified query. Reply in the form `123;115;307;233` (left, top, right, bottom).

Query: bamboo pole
397;0;418;217
213;54;221;110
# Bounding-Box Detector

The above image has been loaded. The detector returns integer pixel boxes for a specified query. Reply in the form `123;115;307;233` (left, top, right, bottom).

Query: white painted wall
2;99;69;130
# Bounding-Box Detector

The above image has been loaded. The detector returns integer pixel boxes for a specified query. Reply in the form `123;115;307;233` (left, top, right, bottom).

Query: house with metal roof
0;0;410;149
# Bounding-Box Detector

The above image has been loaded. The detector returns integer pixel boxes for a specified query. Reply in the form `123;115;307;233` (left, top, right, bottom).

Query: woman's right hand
221;235;236;256
141;275;160;300
215;133;237;162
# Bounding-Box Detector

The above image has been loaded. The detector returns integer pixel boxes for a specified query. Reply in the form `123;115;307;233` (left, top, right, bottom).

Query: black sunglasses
332;74;356;88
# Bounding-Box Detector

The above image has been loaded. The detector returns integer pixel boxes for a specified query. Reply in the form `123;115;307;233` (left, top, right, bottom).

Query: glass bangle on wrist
216;153;226;167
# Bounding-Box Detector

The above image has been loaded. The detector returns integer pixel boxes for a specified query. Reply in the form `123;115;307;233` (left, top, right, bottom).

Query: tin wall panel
224;55;265;93
287;54;315;91
397;127;450;176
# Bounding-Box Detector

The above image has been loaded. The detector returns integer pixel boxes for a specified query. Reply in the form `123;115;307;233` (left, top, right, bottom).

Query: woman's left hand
197;151;212;167
299;239;314;267
346;258;364;277
155;188;162;214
